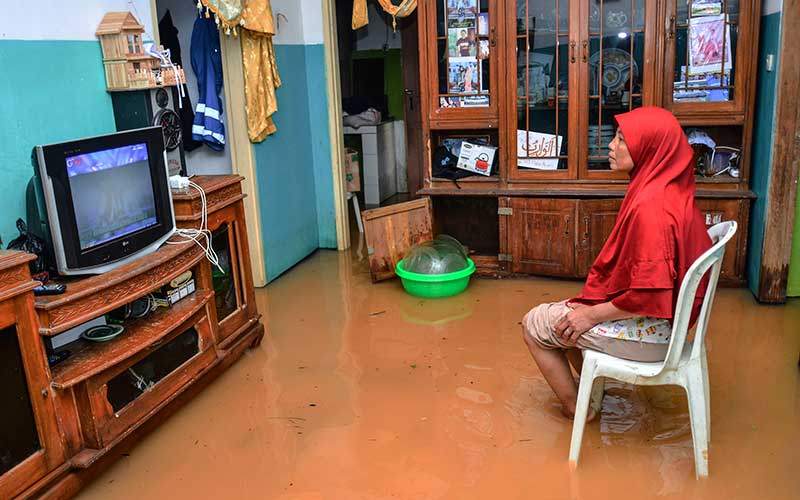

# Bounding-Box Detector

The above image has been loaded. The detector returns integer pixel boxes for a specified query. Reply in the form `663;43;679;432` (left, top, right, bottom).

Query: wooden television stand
1;175;263;499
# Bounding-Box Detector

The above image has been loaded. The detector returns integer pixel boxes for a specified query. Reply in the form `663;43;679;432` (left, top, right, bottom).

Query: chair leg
352;194;364;233
701;350;711;441
684;369;710;478
569;360;597;468
590;376;605;413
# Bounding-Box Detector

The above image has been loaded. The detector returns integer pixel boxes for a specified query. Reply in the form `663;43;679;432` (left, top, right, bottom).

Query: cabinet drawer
77;307;216;448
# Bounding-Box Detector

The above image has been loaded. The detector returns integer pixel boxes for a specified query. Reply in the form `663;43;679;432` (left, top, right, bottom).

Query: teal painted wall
747;11;782;295
306;44;337;249
255;43;336;282
255;44;320;282
0;40;116;245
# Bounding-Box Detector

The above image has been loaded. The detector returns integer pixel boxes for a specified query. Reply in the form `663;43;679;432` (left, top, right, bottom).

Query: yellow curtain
199;0;244;32
241;0;281;142
353;0;417;30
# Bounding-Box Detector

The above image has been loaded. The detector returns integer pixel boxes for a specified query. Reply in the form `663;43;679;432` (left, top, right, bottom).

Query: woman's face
608;128;635;173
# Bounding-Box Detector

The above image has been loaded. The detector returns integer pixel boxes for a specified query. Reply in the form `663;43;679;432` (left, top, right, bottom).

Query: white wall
762;0;781;15
1;0;155;40
156;0;232;175
270;0;324;45
354;1;401;51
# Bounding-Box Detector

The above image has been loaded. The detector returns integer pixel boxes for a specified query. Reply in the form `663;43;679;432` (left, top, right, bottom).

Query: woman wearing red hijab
522;107;712;420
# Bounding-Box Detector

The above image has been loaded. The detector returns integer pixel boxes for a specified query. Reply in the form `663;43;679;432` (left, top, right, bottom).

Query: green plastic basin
395;258;475;298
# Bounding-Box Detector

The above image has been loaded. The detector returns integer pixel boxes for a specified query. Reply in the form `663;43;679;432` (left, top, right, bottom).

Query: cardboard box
456;142;497;176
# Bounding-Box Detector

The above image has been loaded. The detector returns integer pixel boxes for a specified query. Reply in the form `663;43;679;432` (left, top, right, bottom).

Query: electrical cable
165;181;225;274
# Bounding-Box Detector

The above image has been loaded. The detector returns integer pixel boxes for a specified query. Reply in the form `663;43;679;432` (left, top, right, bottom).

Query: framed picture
478;39;490;60
447;0;477;20
517;130;563;170
688;15;732;75
478;12;489;35
691;0;722;16
439;95;490;108
448;27;477;57
448;57;480;94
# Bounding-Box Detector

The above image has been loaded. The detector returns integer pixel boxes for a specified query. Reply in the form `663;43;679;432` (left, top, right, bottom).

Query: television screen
30;126;175;276
66;143;158;250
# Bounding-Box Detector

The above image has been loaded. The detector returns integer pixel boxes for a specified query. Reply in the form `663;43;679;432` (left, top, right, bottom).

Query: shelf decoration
96;12;186;92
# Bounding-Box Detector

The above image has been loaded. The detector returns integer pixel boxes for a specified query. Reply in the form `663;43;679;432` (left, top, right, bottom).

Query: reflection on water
78;249;800;500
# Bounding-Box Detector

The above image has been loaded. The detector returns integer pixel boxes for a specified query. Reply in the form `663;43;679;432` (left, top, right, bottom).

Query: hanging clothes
191;14;226;150
159;10;202;152
241;0;282;142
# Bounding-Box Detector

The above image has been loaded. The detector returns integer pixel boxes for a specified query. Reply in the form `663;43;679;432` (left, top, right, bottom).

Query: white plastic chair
569;221;738;478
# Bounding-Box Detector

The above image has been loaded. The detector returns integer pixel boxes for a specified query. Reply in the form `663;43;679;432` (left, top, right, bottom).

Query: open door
362;198;433;282
401;12;423;196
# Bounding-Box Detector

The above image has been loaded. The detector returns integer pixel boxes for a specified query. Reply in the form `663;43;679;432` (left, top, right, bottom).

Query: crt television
28;127;175;276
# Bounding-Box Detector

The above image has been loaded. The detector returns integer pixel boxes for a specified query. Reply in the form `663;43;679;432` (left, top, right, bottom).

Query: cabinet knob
582;41;588;63
569;41;576;63
565;214;571;236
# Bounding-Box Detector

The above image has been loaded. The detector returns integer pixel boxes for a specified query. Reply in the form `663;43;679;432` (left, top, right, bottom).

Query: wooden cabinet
576;199;623;276
696;198;749;282
1;175;265;499
172;176;260;348
409;0;759;284
507;198;576;276
0;253;65;500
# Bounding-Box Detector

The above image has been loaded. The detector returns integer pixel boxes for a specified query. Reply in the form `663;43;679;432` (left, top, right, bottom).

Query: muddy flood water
78;246;800;500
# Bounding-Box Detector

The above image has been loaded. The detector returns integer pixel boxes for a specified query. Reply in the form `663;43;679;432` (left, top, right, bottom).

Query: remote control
48;350;71;367
34;284;66;296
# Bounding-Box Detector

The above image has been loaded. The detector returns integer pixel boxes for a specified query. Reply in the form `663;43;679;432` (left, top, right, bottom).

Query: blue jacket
191;15;225;150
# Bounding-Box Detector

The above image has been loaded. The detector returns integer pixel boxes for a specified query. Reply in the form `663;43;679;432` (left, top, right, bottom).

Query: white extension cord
166;179;224;274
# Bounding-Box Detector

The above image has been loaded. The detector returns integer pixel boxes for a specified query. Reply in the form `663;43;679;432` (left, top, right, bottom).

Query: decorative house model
96;11;186;91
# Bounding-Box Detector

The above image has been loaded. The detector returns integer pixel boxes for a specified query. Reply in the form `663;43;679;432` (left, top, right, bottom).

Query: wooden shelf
50;290;213;389
36;242;205;336
419;185;755;199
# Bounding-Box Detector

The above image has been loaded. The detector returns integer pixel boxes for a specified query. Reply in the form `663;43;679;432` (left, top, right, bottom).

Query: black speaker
111;88;187;176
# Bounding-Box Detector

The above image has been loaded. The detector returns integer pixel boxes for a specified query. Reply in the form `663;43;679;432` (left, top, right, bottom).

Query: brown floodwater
78;245;800;500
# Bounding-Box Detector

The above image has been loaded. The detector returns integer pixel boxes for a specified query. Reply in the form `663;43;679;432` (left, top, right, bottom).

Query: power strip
169;175;190;189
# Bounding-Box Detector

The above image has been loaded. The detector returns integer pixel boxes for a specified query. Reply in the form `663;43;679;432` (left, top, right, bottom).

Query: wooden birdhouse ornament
96;11;185;91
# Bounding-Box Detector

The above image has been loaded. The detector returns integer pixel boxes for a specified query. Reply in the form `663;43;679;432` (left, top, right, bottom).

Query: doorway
333;0;423;228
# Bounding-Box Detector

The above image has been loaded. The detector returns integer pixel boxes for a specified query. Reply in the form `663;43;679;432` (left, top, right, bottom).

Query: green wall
0;40;116;246
788;172;800;296
352;49;404;120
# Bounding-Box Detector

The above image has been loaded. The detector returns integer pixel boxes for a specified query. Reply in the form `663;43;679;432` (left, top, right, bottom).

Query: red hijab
571;107;712;324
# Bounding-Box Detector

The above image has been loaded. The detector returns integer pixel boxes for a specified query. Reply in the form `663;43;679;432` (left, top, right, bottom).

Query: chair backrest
657;221;738;374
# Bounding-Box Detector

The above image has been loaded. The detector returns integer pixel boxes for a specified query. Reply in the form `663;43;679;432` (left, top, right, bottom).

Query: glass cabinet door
510;0;574;179
582;0;652;177
666;0;743;113
211;223;243;325
1;326;41;475
432;0;498;118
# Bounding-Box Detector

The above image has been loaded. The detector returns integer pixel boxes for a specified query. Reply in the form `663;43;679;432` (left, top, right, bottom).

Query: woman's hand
555;307;598;345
